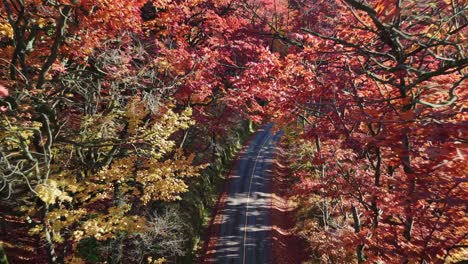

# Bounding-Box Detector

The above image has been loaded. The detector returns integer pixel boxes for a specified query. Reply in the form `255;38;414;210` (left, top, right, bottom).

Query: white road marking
242;132;272;264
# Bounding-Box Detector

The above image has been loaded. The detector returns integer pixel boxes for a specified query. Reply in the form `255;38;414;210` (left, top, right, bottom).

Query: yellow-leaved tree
0;28;210;262
15;96;205;263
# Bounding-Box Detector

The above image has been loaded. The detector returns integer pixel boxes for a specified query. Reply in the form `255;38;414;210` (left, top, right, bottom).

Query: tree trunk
352;206;365;263
402;134;415;241
108;182;124;263
107;233;124;264
43;205;59;263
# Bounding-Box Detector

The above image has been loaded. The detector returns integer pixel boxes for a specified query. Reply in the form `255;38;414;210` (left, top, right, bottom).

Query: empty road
207;124;283;264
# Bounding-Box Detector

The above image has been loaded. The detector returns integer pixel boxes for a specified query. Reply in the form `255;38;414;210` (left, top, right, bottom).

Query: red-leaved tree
236;0;467;262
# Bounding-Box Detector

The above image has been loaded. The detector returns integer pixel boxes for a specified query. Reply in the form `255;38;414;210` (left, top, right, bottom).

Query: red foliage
0;85;7;98
236;0;467;262
1;0;466;262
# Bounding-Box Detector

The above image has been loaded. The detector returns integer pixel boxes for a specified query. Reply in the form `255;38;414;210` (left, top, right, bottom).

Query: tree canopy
0;0;466;263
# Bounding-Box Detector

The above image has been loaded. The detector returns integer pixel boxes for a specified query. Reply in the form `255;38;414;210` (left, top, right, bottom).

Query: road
208;124;283;264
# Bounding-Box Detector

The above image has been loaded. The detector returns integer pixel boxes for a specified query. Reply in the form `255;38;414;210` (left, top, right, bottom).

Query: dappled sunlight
205;126;282;263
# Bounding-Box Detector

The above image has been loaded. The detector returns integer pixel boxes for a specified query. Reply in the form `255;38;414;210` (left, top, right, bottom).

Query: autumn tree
236;0;467;262
0;1;212;262
0;0;278;262
5;0;465;263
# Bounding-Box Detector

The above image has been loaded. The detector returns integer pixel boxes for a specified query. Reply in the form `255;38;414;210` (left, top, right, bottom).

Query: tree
236;0;467;262
0;0;269;262
0;0;148;84
1;1;209;260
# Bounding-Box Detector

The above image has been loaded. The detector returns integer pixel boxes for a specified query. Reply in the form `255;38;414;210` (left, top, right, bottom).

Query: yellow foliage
64;255;86;264
47;209;87;234
0;22;13;39
129;105;194;158
36;18;48;29
19;102;203;255
157;60;172;73
137;150;206;204
28;224;44;236
35;180;73;205
94;156;138;182
53;231;65;243
148;257;166;264
125;96;148;134
28;208;87;243
445;247;468;263
78;206;145;241
79;111;121;141
0;119;42;148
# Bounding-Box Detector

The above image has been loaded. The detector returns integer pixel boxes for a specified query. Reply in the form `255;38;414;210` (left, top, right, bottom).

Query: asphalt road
209;124;283;264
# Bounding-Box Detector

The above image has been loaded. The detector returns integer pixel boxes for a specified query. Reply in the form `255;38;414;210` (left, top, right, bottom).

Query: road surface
208;124;283;264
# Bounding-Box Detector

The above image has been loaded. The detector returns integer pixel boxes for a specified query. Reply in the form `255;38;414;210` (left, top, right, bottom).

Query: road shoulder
270;145;310;264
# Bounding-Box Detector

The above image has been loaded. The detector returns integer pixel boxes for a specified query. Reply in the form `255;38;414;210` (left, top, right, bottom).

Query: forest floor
0;201;47;264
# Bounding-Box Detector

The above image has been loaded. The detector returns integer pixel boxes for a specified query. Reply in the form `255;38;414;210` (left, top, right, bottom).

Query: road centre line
242;131;272;264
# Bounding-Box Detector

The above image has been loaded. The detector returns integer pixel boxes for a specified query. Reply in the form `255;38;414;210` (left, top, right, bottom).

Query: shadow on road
203;124;284;264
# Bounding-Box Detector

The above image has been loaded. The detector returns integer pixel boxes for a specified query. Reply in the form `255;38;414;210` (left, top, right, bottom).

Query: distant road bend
207;124;283;264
